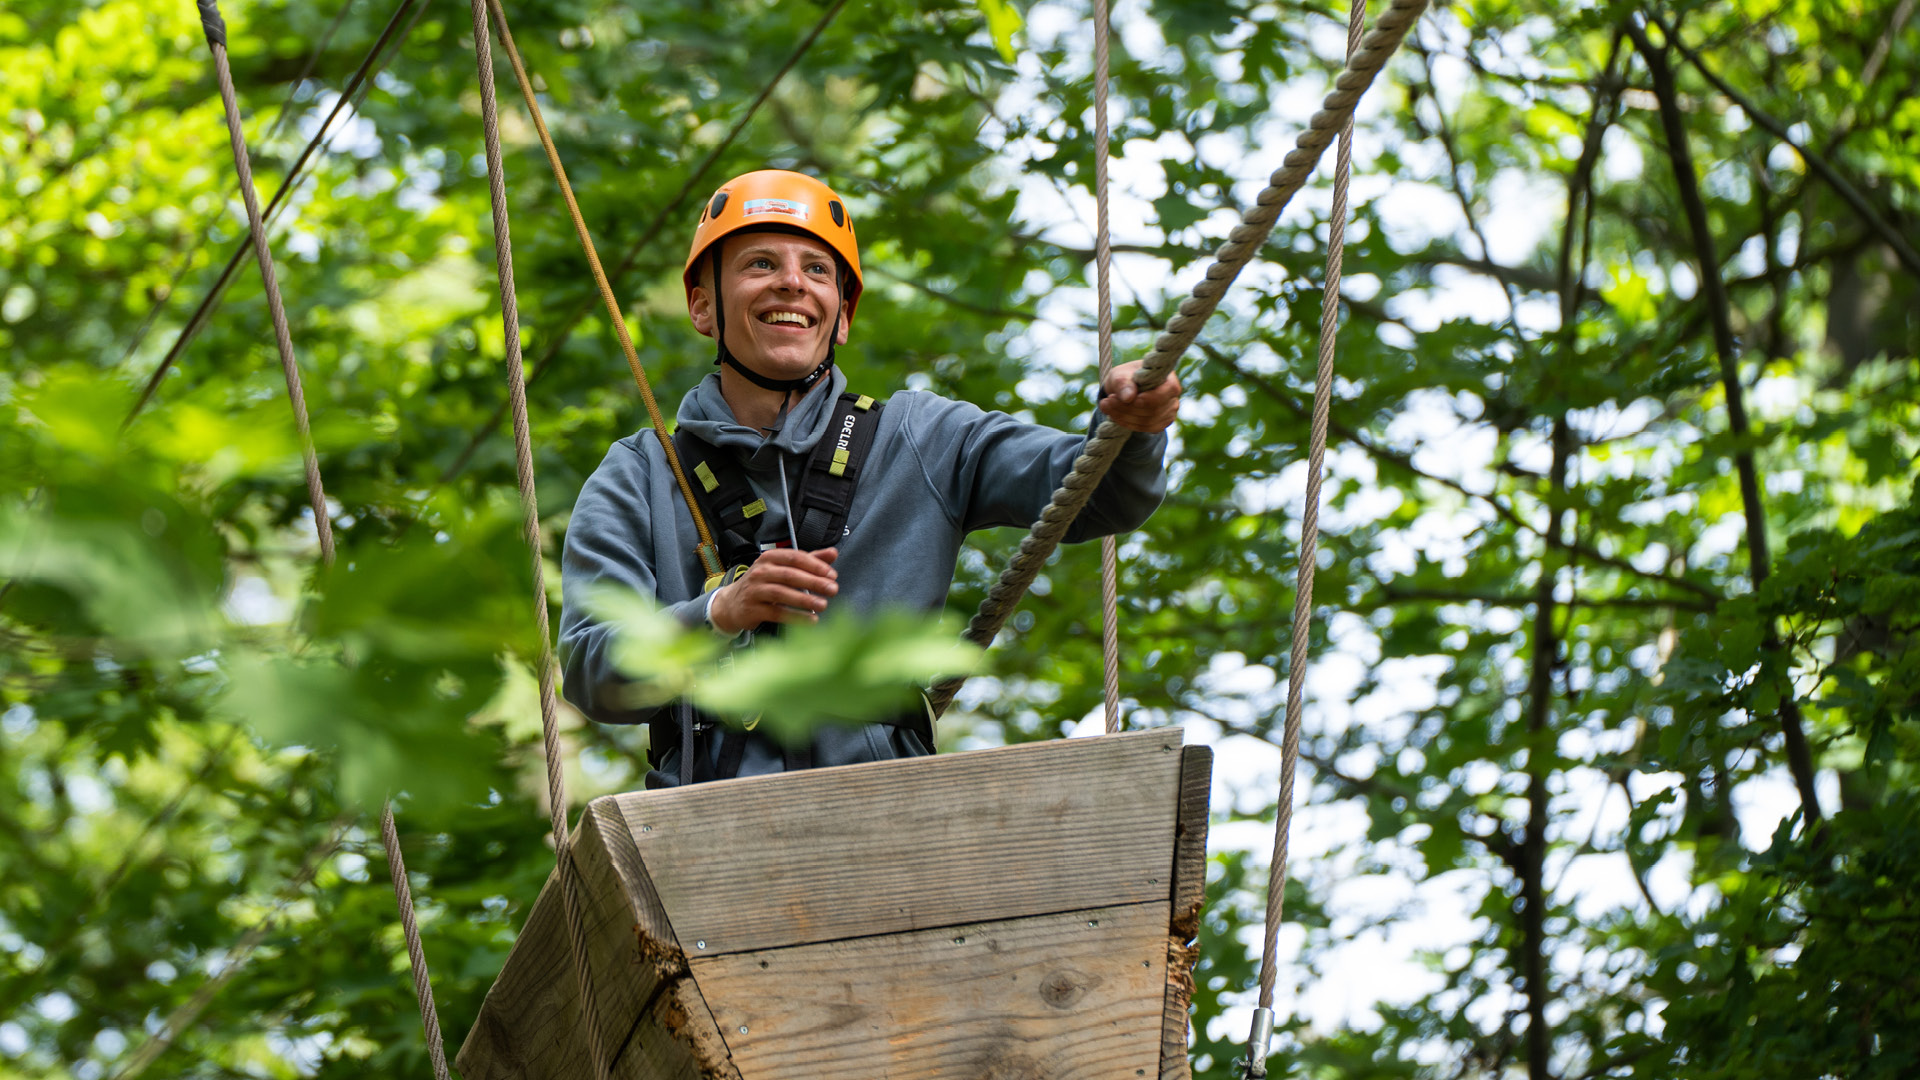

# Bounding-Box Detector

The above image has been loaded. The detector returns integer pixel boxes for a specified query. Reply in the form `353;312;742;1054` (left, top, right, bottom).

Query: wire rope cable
483;0;723;573
1239;1;1367;1074
112;0;357;379
382;803;451;1080
435;0;851;488
1091;0;1123;735
127;0;427;427
196;2;452;1072
926;0;1427;718
464;0;610;1071
204;0;334;566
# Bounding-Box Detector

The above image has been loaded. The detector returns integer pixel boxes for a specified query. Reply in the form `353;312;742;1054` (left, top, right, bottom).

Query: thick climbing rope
464;0;611;1073
1241;2;1367;1075
926;0;1428;718
195;2;453;1074
1091;0;1122;735
482;0;724;574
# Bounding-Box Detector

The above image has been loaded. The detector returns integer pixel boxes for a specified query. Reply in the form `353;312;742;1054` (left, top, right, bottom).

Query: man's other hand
1098;360;1182;434
709;547;839;634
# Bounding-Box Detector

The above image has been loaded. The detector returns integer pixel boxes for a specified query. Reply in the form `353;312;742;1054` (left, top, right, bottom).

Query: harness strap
672;429;766;575
645;391;922;787
797;392;879;550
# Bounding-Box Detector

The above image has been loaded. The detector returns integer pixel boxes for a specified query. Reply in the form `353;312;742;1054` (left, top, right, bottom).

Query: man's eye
750;258;773;269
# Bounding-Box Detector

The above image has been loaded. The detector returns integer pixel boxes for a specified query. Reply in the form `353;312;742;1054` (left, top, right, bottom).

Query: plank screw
1143;961;1151;967
953;936;965;945
1149;878;1158;885
696;940;706;949
738;1026;749;1035
641;825;651;832
1088;920;1099;927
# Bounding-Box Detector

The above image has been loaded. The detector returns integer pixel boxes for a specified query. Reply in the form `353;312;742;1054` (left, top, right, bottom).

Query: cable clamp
1237;1007;1274;1079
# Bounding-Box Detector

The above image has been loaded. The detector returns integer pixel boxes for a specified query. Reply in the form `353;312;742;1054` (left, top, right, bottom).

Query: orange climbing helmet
683;170;864;325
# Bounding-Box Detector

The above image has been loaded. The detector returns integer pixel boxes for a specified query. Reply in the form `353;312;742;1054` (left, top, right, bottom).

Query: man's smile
757;309;818;329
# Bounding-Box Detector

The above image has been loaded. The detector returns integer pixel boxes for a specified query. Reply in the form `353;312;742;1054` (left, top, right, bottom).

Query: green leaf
975;0;1023;63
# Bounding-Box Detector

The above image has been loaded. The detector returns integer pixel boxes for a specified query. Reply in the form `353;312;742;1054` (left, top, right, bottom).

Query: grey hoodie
558;367;1168;775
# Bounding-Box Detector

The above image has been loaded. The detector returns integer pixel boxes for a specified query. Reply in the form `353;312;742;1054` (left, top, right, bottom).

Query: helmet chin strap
711;248;837;394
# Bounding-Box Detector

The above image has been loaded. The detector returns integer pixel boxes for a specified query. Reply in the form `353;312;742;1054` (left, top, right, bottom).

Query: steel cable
435;0;850;488
1241;1;1367;1073
382;804;451;1080
127;0;427;426
926;0;1427;718
112;0;357;381
1092;0;1122;735
199;3;452;1072
483;0;722;572
464;0;609;1072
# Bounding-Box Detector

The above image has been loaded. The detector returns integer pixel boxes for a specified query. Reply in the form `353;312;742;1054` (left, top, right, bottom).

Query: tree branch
1207;345;1723;603
1646;10;1920;278
1626;20;1823;829
1519;418;1570;1080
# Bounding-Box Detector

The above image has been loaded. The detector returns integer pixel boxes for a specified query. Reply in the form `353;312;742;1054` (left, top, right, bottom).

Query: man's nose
774;260;807;291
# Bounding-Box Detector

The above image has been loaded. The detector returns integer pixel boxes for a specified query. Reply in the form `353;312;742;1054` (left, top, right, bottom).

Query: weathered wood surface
460;731;1214;1080
614;728;1186;957
456;798;739;1080
693;901;1170;1080
1160;744;1213;1080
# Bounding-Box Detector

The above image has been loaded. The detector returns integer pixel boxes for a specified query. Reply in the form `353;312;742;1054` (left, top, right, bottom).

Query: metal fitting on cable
1238;1006;1275;1078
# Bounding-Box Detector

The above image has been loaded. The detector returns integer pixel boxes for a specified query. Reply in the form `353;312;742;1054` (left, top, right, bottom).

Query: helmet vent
709;192;730;220
829;200;845;227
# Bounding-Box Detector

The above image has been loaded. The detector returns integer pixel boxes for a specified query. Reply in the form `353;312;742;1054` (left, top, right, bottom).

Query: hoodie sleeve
559;438;708;727
900;392;1168;541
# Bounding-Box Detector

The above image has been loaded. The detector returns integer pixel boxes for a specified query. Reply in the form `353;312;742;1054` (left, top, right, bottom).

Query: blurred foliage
586;586;980;745
2;0;1916;1076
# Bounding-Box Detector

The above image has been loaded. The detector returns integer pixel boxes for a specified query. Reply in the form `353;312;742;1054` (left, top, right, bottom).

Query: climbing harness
654;390;935;786
672;390;882;578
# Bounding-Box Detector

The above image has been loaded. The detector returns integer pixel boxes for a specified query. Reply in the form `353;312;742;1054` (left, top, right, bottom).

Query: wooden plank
456;798;739;1080
615;729;1185;956
1158;937;1200;1080
690;901;1170;1080
1160;745;1212;1080
1168;745;1213;941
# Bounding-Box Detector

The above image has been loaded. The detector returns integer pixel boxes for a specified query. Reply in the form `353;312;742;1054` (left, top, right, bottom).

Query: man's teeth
760;311;813;327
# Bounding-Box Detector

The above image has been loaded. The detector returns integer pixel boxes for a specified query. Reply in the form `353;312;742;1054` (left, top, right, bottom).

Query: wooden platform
457;729;1212;1080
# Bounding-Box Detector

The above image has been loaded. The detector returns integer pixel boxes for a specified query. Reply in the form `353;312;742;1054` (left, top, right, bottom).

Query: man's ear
688;285;716;339
834;303;850;346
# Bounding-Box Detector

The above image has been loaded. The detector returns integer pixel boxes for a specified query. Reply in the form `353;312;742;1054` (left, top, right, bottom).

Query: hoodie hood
674;368;849;467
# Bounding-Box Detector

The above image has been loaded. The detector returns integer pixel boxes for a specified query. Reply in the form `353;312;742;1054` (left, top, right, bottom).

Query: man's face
689;231;850;382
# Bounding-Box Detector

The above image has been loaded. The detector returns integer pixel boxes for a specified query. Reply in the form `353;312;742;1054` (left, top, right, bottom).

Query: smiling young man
558;170;1181;787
